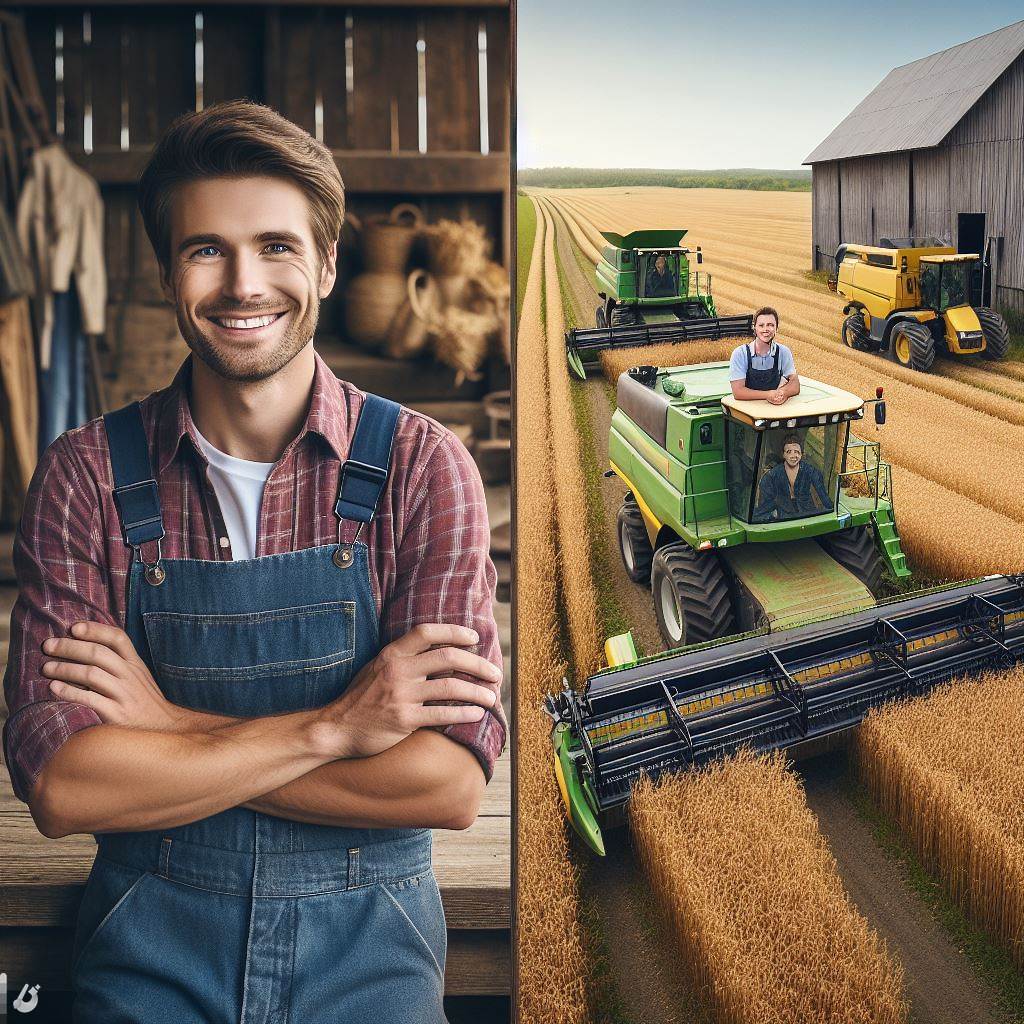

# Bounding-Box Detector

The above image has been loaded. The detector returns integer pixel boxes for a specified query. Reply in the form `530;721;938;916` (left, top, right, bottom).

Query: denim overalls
743;342;782;391
69;395;447;1023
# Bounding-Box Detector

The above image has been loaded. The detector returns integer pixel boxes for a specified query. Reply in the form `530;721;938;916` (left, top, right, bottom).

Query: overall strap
102;402;165;548
335;393;402;525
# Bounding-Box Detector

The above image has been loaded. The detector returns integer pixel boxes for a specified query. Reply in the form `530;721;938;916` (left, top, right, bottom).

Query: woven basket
343;270;409;349
351;202;424;273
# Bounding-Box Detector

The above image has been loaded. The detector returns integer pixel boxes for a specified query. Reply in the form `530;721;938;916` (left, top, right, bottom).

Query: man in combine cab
2;100;506;1024
729;306;800;406
754;434;831;522
645;254;676;297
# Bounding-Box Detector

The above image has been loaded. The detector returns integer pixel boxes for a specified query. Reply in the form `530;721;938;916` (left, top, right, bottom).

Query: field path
801;751;1005;1024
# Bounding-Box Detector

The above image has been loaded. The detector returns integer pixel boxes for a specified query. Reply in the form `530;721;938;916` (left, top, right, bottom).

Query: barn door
957;213;989;306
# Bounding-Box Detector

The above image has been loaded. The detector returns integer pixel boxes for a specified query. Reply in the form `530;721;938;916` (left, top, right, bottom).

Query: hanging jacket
15;142;106;369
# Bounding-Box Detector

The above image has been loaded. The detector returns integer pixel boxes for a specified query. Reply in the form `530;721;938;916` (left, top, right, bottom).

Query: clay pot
348;202;424;274
385;270;438;359
343;270;409;350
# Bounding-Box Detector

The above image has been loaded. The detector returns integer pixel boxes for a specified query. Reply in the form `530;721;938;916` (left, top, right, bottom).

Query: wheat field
631;751;909;1024
858;667;1024;970
537;187;1024;581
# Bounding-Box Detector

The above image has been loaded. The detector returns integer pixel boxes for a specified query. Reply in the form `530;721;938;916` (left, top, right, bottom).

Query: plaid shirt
3;349;506;804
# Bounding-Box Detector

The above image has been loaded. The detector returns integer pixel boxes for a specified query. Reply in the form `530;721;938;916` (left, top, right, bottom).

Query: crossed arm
30;620;501;839
729;372;801;404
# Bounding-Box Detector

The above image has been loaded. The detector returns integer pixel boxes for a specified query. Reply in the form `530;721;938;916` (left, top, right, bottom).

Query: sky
516;1;1024;170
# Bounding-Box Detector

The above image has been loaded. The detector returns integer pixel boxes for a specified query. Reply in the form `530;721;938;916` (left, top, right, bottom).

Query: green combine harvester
565;229;754;379
546;360;1024;854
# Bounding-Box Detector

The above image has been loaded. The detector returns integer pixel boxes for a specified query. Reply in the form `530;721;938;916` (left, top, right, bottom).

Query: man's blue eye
197;246;219;257
266;243;290;254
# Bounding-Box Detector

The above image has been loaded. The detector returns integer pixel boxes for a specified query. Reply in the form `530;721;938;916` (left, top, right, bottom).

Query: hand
767;388;786;406
312;623;501;760
41;621;191;732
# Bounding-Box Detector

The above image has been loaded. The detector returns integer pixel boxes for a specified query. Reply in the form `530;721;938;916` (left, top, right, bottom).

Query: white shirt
192;426;275;561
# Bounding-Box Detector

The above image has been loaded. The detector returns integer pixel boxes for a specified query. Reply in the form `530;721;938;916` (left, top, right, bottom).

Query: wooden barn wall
21;4;512;401
945;52;1024;311
837;153;909;246
810;161;839;267
909;148;950;241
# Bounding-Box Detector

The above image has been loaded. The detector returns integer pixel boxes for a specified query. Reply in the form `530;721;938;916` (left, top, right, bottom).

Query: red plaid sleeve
379;424;507;780
2;434;115;804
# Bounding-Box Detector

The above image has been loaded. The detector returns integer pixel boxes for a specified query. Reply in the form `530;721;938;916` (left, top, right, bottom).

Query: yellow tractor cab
832;238;1009;373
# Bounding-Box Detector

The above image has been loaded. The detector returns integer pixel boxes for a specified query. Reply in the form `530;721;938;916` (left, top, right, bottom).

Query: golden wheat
857;667;1024;968
630;751;909;1024
515;198;590;1023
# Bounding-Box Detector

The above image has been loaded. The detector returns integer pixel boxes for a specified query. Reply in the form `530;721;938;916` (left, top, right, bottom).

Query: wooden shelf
71;147;508;194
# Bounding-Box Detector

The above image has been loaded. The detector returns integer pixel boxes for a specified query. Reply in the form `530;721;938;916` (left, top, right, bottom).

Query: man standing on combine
2;100;505;1024
729;306;800;406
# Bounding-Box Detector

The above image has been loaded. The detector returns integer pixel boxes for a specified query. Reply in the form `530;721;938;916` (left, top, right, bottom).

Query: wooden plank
425;9;478;153
201;6;263;108
317;9;350;149
278;6;317;136
349;10;392;150
57;9;83;148
0;750;509;931
70;147;508;193
483;9;508;154
445;930;510;995
22;10;57;140
0;926;509;997
88;9;122;150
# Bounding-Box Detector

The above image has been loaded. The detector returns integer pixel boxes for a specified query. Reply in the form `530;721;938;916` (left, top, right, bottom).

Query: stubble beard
180;298;319;384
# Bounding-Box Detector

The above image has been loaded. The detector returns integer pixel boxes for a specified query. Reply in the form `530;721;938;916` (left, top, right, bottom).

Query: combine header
546;356;1023;854
565;229;754;378
548;575;1024;855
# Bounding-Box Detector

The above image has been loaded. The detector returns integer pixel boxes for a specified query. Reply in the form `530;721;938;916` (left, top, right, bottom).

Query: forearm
167;707;486;829
782;374;800;396
31;708;333;837
730;382;769;401
246;729;485;830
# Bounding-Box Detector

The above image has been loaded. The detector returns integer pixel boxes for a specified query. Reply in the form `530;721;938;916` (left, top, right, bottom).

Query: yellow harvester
830;238;1009;373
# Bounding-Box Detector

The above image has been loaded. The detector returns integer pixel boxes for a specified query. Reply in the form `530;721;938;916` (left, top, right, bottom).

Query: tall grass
630;751;909;1024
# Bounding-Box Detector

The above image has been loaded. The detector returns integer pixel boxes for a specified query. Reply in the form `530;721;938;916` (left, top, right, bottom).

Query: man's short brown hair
754;306;779;327
137;100;345;271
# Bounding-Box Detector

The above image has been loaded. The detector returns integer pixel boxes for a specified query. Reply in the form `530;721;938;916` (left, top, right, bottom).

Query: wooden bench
0;750;510;999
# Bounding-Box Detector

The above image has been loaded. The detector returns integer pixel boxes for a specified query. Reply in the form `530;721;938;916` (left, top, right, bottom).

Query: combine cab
832;237;1010;373
565;229;754;378
546;360;1024;854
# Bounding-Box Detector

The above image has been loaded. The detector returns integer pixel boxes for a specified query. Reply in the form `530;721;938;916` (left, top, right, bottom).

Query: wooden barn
0;3;511;1021
805;19;1024;318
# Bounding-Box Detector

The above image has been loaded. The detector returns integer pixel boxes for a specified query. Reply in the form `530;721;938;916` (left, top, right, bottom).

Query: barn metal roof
804;20;1024;164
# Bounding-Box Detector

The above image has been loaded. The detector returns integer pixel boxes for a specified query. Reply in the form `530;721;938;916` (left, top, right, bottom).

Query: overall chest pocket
142;600;356;685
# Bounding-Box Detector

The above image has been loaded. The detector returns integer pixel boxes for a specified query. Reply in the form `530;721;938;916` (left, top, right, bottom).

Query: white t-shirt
192;426;275;561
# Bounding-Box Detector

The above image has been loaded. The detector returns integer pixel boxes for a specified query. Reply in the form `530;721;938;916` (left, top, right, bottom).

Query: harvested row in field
857;667;1024;970
537;198;606;680
515;200;589;1024
630;751;909;1024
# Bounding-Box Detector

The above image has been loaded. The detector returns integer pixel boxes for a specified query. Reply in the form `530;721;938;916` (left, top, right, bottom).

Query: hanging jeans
69;395;447;1023
38;288;88;453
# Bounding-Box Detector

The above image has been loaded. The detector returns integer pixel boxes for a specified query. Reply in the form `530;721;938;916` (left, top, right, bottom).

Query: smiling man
2;101;506;1023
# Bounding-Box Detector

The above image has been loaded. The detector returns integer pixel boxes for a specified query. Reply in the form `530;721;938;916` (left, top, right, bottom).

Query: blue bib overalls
69;395;447;1023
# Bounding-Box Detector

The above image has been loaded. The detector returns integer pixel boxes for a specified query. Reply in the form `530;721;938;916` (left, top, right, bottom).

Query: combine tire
610;303;641;328
891;321;935;373
818;527;885;595
650;542;735;650
976;307;1010;361
617;499;653;584
842;312;873;352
